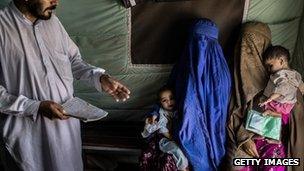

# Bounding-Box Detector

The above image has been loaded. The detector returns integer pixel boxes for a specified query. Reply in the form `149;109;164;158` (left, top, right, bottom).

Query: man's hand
242;139;259;158
100;74;131;102
38;101;69;120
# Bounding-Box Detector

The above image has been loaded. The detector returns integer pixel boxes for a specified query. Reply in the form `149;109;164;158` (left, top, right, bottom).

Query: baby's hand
262;110;271;116
262;110;281;117
145;117;152;124
259;98;272;107
145;115;158;124
259;93;282;107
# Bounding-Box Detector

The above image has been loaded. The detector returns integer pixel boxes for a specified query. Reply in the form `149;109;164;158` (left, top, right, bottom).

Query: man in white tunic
0;0;131;170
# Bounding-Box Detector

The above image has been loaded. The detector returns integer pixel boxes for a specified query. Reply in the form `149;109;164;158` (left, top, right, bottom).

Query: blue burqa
171;19;231;171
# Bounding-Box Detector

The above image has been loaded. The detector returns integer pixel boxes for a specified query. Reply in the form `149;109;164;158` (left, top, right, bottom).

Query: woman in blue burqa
169;18;231;170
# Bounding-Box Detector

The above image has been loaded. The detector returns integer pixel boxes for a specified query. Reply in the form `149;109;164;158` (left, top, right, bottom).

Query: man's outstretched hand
38;101;69;120
100;74;131;102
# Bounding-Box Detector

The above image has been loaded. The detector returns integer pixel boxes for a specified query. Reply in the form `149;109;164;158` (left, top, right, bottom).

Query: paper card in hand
62;97;108;122
245;110;281;140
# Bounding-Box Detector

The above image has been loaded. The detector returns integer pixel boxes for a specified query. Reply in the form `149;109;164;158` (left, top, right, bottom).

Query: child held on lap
239;46;304;171
259;45;304;142
142;86;188;171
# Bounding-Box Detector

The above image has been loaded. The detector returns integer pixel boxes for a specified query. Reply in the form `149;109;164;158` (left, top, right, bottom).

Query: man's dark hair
157;85;174;101
263;45;290;62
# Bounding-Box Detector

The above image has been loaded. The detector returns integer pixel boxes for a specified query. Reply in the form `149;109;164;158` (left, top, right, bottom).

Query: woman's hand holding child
242;139;259;158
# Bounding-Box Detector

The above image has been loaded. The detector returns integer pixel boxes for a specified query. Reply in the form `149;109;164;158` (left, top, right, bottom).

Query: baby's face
264;58;285;74
160;90;175;112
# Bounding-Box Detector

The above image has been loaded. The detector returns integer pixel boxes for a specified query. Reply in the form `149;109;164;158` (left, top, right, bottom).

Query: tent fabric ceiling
0;0;303;121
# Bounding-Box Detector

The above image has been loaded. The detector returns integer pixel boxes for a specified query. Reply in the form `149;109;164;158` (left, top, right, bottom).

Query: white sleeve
141;123;159;138
58;19;106;92
157;119;169;134
67;38;105;92
0;85;40;121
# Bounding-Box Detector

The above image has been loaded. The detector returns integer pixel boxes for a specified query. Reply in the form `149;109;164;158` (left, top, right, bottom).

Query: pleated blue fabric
171;18;231;171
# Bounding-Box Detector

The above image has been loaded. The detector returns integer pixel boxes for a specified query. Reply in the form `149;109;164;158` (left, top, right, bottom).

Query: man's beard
27;0;56;20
